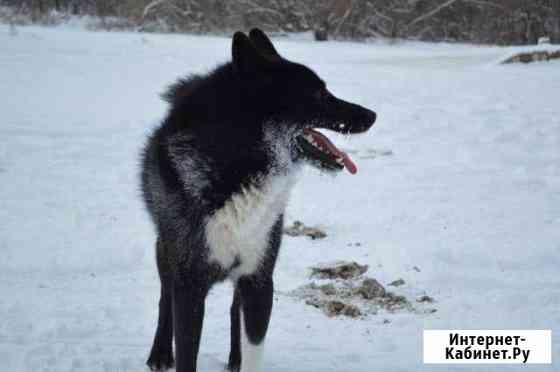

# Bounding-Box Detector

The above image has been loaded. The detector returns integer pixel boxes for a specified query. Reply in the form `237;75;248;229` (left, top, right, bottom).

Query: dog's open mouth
296;128;357;174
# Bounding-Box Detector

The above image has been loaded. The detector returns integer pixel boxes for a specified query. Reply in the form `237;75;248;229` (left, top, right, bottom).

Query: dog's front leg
172;279;208;372
237;275;274;372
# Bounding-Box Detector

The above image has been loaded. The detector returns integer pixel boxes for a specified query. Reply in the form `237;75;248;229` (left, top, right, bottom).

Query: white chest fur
204;171;296;278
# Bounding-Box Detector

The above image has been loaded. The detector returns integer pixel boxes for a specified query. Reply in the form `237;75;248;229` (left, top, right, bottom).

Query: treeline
3;0;560;45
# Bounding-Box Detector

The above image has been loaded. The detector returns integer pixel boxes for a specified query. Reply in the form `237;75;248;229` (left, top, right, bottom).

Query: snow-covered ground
1;25;559;372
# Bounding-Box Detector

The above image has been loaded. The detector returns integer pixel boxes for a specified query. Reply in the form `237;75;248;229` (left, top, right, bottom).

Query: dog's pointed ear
249;28;280;59
232;31;268;77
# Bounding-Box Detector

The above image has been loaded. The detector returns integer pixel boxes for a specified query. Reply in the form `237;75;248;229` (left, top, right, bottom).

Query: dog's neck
167;123;301;212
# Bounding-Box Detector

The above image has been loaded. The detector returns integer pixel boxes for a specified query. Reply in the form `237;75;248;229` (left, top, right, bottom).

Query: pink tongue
305;129;358;175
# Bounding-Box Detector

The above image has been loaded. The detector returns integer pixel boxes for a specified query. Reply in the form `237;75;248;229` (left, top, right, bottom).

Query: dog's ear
232;31;268;77
249;28;280;59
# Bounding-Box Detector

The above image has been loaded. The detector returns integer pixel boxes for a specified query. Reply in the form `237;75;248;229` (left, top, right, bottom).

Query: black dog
141;28;376;372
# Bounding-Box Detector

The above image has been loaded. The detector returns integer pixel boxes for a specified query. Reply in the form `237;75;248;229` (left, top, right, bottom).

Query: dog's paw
147;350;175;371
225;362;240;372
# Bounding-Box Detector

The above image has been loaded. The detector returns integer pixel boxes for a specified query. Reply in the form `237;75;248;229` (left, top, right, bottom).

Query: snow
1;24;559;372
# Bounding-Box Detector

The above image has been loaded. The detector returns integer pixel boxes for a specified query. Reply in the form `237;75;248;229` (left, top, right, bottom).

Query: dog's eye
314;88;331;101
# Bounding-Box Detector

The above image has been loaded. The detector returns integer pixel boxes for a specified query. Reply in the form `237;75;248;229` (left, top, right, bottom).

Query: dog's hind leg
227;287;242;372
237;275;274;372
173;275;209;372
147;238;175;371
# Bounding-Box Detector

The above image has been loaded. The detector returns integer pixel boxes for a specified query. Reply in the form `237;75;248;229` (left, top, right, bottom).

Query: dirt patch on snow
283;221;327;240
388;278;405;287
310;261;368;279
502;50;560;64
289;261;437;318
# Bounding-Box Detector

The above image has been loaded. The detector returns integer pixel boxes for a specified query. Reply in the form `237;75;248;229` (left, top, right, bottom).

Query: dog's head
232;29;376;174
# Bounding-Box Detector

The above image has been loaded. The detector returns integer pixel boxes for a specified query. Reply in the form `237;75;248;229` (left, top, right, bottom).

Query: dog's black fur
141;29;376;372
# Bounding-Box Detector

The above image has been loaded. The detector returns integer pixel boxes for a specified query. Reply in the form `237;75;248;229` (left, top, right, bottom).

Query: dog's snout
365;109;376;126
354;108;376;132
327;97;376;133
370;110;377;124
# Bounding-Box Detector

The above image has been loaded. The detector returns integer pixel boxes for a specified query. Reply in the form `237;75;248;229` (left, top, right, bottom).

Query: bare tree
552;0;560;43
2;0;558;45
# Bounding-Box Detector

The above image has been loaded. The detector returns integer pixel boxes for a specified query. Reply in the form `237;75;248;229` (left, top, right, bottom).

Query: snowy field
1;24;559;372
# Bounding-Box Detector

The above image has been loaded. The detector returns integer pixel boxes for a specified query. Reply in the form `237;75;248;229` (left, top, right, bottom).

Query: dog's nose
357;109;376;131
366;109;377;125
